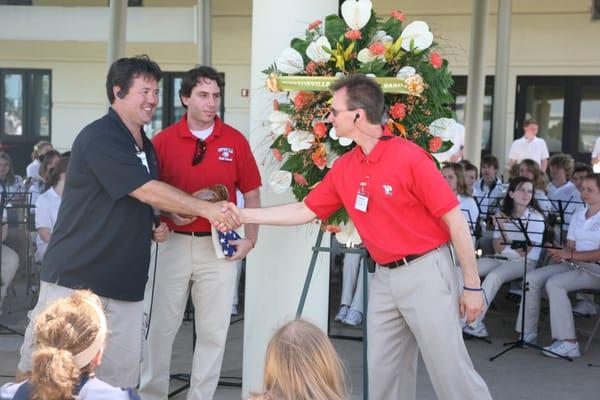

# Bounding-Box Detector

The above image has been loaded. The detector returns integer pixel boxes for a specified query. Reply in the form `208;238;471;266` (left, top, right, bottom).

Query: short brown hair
481;154;499;170
523;118;538;127
549;153;574;177
330;74;384;124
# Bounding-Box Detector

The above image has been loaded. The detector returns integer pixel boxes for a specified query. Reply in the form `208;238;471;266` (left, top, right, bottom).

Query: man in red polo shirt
139;66;261;400
230;74;492;400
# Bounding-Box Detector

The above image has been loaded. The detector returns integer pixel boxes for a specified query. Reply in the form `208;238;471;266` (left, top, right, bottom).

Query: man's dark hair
573;161;593;176
481;154;499;170
105;55;162;104
330;74;384;124
179;66;224;109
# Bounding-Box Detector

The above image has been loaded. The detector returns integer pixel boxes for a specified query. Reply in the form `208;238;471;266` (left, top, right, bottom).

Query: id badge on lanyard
355;182;369;212
135;145;150;174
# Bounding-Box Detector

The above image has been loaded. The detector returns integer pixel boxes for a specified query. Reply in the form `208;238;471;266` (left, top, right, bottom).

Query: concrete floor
2;276;600;399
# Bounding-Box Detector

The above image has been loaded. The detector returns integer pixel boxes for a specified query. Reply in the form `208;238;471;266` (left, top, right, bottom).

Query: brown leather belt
381;246;442;269
173;231;211;237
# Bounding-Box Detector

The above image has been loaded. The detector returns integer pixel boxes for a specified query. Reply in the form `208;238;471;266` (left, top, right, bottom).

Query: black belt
173;231;211;237
381;246;443;269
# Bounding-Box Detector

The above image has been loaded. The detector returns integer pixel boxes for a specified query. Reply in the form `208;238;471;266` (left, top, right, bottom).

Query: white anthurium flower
276;48;304;74
324;142;339;168
429;118;459;140
396;66;417;79
341;0;372;30
365;73;376;79
336;220;362;247
329;126;339;140
329;127;355;147
372;30;393;44
287;130;315;152
269;111;290;136
268;170;292;194
335;71;346;79
357;48;378;63
306;36;331;63
400;21;434;52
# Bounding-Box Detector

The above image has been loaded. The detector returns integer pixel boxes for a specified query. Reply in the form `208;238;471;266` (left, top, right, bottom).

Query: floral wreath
264;0;460;244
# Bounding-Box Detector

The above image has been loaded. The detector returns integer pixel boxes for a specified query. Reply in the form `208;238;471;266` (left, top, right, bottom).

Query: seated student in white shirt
442;163;479;238
27;149;61;206
473;155;504;254
464;177;545;338
508;118;550;172
460;160;478;196
547;153;583;229
0;208;19;314
519;159;553;214
571;162;593;193
25;140;52;180
514;174;600;358
34;157;68;263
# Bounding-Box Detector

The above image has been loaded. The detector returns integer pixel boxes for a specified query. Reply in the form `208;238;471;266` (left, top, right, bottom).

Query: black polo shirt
41;108;158;301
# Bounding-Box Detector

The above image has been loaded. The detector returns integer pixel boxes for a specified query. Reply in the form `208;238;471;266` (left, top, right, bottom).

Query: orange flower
428;136;443;152
308;19;322;30
293;92;313;110
313;122;327;139
389;102;407;120
368;42;386;56
293;172;308;186
272;99;279;111
325;224;342;233
429;52;443;69
272;148;283;161
311;144;328;170
391;10;406;22
345;29;362;41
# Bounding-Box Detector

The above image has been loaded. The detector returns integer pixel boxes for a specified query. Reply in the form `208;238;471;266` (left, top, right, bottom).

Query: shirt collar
107;107;149;146
353;125;394;164
178;114;224;142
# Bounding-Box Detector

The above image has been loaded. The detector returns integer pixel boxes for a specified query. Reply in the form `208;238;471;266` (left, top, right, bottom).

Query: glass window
145;79;163;138
172;77;185;123
523;84;565;153
30;72;51;137
3;73;24;136
578;85;600;153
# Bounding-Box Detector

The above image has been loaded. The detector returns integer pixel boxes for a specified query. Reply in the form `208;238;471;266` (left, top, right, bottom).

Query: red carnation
272;148;283;161
308;19;322;30
313;122;327;139
368;42;386;56
305;61;318;75
344;29;362;41
428;136;443;153
293;172;308;186
391;10;406;22
429;52;443;69
293;91;313;110
389;102;407;120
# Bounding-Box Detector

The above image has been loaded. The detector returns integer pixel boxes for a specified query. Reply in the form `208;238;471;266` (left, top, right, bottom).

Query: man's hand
152;222;170;243
226;238;254;261
208;201;241;231
170;212;197;226
460;290;484;323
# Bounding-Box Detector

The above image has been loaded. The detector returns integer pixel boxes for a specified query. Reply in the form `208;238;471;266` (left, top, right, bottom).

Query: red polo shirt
304;135;458;264
153;114;262;232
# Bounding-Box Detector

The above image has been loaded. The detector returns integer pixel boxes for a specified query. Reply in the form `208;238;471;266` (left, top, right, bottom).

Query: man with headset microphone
221;74;492;400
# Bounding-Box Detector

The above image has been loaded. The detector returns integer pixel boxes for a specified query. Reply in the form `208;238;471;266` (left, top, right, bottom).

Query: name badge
136;150;150;173
354;182;369;212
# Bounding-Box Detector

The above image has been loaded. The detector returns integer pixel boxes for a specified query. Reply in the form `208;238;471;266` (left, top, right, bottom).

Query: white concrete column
491;0;512;172
195;0;212;66
107;0;127;67
244;0;338;396
464;0;490;167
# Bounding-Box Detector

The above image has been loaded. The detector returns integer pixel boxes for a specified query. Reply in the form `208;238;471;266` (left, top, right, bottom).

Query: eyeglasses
192;138;207;166
329;107;357;117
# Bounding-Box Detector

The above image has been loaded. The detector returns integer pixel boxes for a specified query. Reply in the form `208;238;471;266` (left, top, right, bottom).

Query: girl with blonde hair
251;319;346;400
0;290;139;399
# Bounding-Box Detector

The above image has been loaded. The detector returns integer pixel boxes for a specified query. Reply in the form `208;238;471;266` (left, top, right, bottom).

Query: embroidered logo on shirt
382;184;393;196
218;147;234;162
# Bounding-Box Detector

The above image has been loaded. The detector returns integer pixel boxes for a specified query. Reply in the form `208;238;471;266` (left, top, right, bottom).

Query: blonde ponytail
31;347;80;400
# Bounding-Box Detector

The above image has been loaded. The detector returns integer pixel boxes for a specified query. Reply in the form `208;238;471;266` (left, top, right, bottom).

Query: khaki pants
18;281;143;387
139;234;236;400
368;246;492;400
517;262;600;339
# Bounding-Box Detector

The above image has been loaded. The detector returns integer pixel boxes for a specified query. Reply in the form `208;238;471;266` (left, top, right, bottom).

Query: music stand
0;190;25;336
489;215;571;362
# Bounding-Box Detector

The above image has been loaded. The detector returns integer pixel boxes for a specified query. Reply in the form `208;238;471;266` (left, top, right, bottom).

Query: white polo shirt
568;207;600;252
459;194;479;235
548;181;583;225
34;187;62;260
493;208;545;262
473;178;503;216
508;136;549;166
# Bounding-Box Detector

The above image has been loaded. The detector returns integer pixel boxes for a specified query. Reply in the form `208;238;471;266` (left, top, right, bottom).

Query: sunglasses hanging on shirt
192;138;207;166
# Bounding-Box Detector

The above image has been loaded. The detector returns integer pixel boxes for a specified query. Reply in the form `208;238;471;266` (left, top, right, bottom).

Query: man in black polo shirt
16;56;240;387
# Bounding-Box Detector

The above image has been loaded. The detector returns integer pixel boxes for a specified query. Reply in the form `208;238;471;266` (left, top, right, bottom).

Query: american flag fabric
218;230;242;257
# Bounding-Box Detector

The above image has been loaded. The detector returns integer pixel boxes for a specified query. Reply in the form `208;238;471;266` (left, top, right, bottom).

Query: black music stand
489;216;571;362
0;190;25;336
